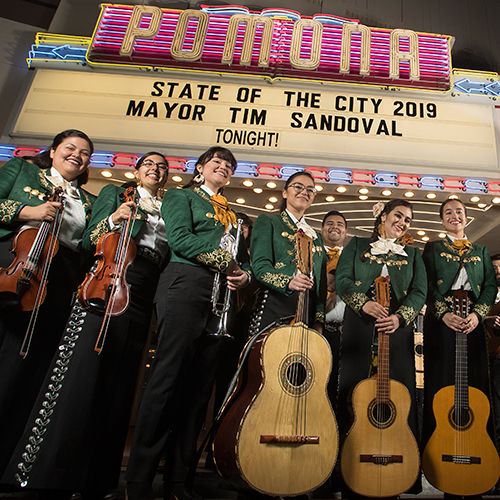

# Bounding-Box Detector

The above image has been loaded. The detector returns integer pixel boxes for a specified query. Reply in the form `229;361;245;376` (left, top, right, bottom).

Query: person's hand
17;201;63;222
376;314;400;334
362;301;389;320
111;201;136;225
288;272;314;292
226;268;249;290
442;312;467;331
462;313;479;334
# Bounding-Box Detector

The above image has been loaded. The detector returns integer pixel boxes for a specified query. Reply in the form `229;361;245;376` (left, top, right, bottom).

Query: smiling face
322;214;347;248
282;174;316;219
381;205;412;239
135;154;168;196
197;153;234;193
49;136;91;181
441;200;467;238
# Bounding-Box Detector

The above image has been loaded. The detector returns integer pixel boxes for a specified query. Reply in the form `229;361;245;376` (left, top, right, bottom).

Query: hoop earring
194;173;204;184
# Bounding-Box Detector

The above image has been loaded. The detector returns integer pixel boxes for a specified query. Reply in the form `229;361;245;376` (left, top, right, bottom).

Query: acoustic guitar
422;289;500;495
213;229;338;496
340;276;420;498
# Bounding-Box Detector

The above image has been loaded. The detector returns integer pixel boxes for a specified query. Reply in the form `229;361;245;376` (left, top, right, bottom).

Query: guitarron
213;229;338;496
340;276;420;498
422;289;500;496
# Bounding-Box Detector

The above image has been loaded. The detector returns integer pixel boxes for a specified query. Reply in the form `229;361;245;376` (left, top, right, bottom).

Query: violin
77;186;138;352
0;186;64;311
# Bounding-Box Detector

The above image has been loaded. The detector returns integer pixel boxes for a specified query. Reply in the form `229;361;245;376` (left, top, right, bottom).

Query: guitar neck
377;329;390;403
455;331;469;414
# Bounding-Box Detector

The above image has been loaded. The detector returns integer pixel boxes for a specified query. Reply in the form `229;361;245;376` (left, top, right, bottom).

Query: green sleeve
82;184;119;251
422;241;449;320
250;214;293;295
163;188;232;273
336;237;370;315
0;158;28;224
394;247;427;326
472;249;497;321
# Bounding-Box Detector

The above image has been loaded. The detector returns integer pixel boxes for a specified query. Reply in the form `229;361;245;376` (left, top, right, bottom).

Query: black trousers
125;262;228;485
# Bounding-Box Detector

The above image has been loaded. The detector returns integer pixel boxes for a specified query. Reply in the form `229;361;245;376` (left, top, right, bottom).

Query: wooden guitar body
422;385;500;496
340;378;420;497
213;323;338;496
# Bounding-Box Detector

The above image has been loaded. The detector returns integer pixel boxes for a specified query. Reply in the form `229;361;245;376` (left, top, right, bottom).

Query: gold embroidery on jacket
342;292;368;314
196;248;232;272
0;200;23;223
397;305;418;325
90;219;110;245
274;262;286;270
261;272;290;290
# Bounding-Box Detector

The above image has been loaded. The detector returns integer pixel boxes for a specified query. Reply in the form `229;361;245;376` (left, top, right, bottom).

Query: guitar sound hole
450;407;473;430
279;353;313;397
286;363;306;387
367;399;397;429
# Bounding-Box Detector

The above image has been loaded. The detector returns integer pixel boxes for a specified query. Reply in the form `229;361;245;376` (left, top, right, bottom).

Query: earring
194;173;204;184
378;221;385;237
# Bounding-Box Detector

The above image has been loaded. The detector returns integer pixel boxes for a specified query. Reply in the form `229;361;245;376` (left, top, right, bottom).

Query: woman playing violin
1;152;169;499
125;146;250;500
0;129;95;480
335;199;427;495
249;171;326;336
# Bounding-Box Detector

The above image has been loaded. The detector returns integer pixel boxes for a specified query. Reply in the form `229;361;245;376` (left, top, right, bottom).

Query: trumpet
210;219;243;339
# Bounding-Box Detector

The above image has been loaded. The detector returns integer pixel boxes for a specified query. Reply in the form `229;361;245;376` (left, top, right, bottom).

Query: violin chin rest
0;291;20;309
87;297;106;316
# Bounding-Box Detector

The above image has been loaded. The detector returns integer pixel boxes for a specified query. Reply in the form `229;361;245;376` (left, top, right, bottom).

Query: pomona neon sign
87;4;453;91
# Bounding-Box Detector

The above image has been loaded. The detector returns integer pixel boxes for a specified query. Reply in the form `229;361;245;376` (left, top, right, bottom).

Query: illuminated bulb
404;191;415;198
382;189;392;196
171;175;183;183
124;172;136;179
478;203;487;208
438;233;446;238
253;188;263;194
422;236;430;241
268;196;278;203
470;196;480;203
359;188;369;194
265;204;274;210
266;181;277;189
101;170;113;178
236;198;245;204
325;195;335;202
417;230;426;236
448;194;459;200
336;186;347;193
492;197;500;204
359;195;368;200
315;185;324;192
242;180;254;187
426;192;437;199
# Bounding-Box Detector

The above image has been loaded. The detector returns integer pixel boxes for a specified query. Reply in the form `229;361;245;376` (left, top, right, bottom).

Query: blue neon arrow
454;78;487;94
52;44;87;59
485;81;500;96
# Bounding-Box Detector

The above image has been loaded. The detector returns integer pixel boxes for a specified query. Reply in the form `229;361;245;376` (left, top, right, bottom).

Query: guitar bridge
360;454;403;465
442;454;481;465
260;435;319;444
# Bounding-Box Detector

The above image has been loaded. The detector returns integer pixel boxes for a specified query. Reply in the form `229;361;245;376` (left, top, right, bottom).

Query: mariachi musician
125;146;250;500
1;152;169;500
0;130;95;480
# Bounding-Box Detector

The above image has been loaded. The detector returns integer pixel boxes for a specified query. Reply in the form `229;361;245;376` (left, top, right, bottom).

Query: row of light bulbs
99;170;500;209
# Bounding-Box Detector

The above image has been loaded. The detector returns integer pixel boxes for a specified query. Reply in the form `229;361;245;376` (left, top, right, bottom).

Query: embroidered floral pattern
14;305;87;488
89;218;110;246
341;292;369;314
396;305;418;326
433;299;449;319
274;262;286;269
0;200;23;224
196;247;232;272
260;272;291;290
473;303;491;320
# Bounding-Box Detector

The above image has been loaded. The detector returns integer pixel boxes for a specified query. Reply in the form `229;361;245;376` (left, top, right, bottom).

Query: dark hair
361;199;413;261
490;253;500;262
136;151;168;173
31;129;94;186
279;171;315;212
322;210;347;228
183;146;237;191
439;198;467;219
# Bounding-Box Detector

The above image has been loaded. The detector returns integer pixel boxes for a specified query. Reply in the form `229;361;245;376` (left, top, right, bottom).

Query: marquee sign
87;4;453;91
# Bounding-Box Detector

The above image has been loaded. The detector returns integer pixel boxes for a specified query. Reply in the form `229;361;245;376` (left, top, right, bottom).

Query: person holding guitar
335;199;427;498
248;171;326;336
0;130;96;482
485;254;500;495
421;199;498;498
125;147;250;500
1;152;169;499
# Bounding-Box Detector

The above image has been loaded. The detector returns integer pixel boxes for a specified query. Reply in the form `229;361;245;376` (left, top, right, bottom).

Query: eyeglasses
141;159;168;171
288;182;317;196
